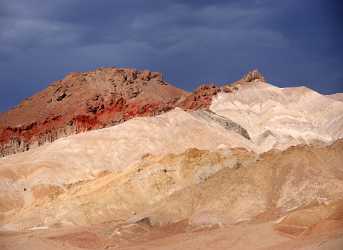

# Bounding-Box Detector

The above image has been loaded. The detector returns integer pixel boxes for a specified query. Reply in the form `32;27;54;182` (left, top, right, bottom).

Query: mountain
1;68;343;250
0;68;269;157
210;80;343;152
0;67;188;156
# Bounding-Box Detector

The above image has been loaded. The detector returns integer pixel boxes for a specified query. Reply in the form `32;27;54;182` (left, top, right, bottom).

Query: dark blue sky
0;0;342;112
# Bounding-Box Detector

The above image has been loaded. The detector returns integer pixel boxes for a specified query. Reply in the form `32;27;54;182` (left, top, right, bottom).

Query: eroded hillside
1;68;343;250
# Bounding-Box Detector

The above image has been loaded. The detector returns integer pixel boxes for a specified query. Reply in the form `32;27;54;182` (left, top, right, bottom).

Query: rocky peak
0;67;187;157
241;69;265;82
178;84;221;110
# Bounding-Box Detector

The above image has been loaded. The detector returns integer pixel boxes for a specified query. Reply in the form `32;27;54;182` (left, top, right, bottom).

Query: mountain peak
241;69;265;82
0;66;188;156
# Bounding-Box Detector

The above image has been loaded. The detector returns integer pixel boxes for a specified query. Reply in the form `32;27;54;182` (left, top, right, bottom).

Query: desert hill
4;139;342;229
1;67;343;250
0;67;188;156
210;80;343;151
0;108;255;221
1;140;343;250
0;68;270;157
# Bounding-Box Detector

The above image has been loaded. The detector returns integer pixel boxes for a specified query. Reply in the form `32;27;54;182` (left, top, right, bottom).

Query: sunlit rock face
210;80;343;152
0;67;188;157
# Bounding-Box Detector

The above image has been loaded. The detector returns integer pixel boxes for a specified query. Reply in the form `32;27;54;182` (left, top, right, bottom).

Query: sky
0;0;342;112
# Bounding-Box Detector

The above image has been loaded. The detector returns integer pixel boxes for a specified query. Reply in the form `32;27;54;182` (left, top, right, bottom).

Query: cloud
0;0;281;50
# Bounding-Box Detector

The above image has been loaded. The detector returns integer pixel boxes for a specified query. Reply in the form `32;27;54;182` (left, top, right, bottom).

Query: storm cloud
0;0;342;111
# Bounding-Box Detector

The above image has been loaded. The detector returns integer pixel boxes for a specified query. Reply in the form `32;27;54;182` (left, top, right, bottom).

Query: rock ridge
0;68;272;157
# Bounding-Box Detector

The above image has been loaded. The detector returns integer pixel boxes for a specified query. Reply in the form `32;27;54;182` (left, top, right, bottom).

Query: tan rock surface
0;108;255;224
210;81;343;152
329;93;343;102
2;140;343;231
1;141;343;249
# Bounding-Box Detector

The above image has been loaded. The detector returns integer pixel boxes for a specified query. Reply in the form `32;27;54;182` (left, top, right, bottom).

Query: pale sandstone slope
210;81;343;152
0;108;254;221
2;140;343;232
329;93;343;102
1;147;255;229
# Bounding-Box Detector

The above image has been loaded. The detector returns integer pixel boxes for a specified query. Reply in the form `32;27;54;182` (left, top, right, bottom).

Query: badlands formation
1;68;343;250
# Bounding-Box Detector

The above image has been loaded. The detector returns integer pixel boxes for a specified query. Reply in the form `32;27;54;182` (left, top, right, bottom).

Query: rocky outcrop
191;110;251;140
177;69;267;110
241;69;265;82
178;84;221;110
0;67;188;157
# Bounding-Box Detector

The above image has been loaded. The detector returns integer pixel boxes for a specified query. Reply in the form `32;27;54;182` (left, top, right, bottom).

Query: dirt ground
1;219;343;250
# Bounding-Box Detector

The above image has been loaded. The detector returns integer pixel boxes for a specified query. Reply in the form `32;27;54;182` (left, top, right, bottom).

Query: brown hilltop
0;67;188;156
0;68;266;157
179;84;221;110
179;69;267;110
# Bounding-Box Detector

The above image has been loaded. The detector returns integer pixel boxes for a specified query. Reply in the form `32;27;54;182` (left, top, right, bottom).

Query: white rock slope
211;81;343;152
0;108;254;213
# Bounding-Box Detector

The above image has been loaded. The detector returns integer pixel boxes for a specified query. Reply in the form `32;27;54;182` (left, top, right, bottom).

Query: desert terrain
1;68;343;249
